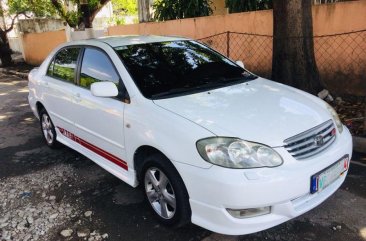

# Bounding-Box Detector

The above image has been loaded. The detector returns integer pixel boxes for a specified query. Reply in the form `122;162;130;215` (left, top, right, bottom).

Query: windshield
114;40;257;99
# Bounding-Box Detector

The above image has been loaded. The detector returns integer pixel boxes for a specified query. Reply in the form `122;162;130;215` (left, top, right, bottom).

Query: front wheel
142;154;191;227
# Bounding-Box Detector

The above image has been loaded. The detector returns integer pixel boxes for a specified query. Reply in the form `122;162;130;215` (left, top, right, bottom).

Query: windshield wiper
151;74;257;100
151;81;234;99
151;82;226;99
151;87;194;99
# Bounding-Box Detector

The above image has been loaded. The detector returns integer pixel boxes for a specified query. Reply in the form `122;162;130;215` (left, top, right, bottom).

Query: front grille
284;120;336;160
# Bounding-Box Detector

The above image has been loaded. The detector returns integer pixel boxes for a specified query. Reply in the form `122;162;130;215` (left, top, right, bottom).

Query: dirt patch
0;165;79;240
332;96;366;136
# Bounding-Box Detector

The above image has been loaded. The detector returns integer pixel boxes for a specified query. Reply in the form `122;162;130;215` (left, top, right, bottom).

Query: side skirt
55;127;138;187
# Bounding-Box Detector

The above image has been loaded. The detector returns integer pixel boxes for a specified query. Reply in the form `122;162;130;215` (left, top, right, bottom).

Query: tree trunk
77;2;95;39
0;30;13;67
272;0;323;95
364;105;366;136
138;0;153;22
79;2;92;29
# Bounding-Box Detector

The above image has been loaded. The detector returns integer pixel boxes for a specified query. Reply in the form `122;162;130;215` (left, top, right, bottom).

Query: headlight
196;137;283;169
326;103;343;134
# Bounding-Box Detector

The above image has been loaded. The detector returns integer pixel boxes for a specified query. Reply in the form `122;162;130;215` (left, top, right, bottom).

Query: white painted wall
8;37;23;53
69;29;106;41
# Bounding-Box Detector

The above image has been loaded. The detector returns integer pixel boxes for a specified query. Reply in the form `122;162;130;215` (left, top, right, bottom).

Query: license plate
310;155;349;194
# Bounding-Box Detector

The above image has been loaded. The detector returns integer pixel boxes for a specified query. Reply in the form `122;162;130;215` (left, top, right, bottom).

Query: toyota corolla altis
28;36;352;235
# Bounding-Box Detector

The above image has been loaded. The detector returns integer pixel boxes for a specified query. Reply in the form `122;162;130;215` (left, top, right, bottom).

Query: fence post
226;31;230;57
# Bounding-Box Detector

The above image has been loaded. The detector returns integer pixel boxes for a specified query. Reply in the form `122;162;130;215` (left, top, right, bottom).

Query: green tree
112;0;137;15
0;0;55;66
225;0;272;13
153;0;213;21
8;0;56;17
50;0;111;29
111;0;137;24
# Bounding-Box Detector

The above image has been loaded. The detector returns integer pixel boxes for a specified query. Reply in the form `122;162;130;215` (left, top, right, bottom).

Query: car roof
89;35;190;48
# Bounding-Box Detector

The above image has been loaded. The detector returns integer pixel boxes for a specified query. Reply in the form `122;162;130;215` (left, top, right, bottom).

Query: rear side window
48;48;81;82
79;48;120;89
47;59;54;76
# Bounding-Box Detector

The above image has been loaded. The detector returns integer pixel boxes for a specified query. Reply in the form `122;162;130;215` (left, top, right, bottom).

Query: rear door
71;46;128;171
42;47;81;137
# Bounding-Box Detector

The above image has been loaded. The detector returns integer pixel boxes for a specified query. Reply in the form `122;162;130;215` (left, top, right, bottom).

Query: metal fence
198;30;366;95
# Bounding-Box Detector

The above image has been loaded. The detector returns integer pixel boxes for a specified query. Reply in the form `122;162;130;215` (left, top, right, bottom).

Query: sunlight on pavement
17;89;29;93
360;227;366;240
0;81;20;86
17;103;29;107
23;117;35;122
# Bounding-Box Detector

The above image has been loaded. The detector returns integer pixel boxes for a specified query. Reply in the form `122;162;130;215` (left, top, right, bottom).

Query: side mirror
236;60;245;69
91;82;118;97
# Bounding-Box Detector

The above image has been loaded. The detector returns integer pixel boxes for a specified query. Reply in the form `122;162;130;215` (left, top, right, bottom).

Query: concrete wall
69;29;106;41
21;28;106;65
107;1;366;38
107;9;273;38
22;30;67;66
8;37;23;53
18;19;65;34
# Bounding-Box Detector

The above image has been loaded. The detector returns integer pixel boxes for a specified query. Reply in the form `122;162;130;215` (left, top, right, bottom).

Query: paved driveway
0;72;365;241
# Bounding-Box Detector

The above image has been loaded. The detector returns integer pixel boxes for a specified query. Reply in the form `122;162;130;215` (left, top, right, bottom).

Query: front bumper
174;127;352;235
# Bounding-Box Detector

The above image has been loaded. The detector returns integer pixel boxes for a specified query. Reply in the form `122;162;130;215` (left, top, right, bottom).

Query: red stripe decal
57;127;128;170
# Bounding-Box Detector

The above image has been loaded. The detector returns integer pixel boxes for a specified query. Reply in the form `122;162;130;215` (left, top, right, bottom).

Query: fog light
227;206;271;219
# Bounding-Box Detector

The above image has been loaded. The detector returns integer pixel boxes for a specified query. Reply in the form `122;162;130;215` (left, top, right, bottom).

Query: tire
141;153;191;227
39;108;60;148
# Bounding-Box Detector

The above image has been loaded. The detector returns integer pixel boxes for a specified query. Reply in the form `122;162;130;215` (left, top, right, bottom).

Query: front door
71;47;128;172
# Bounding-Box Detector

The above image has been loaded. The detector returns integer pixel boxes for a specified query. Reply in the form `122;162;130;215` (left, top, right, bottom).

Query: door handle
39;80;48;87
74;93;81;102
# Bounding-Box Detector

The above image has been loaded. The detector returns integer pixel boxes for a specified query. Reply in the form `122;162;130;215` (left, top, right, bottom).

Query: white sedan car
28;35;352;235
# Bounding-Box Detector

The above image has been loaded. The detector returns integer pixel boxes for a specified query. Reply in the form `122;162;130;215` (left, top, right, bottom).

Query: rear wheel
141;153;191;227
39;109;60;148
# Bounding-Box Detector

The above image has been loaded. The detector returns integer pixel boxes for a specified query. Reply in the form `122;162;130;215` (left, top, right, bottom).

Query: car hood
153;78;332;147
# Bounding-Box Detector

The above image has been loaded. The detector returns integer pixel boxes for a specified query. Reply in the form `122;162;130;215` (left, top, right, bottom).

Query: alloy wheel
144;167;176;219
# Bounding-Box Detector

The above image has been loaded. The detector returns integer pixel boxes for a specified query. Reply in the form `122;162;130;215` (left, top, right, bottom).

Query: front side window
114;40;257;99
79;48;120;89
51;48;80;82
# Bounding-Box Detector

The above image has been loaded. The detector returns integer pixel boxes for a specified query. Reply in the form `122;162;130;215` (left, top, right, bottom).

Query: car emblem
314;135;324;147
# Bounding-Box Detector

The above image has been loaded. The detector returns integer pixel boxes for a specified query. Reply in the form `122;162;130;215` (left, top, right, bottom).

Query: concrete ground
0;72;365;241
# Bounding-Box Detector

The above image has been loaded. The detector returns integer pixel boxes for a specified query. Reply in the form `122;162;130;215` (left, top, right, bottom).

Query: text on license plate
310;155;349;194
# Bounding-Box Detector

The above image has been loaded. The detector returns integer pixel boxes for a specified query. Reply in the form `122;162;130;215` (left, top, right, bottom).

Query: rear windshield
114;40;256;99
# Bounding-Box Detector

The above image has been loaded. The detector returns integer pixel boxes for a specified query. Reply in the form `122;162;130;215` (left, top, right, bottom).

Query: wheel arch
134;145;167;182
36;101;45;116
133;145;187;187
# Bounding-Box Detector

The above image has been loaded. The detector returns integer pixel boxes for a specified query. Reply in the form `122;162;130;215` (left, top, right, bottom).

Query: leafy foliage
153;0;213;21
7;0;56;17
112;0;137;15
225;0;272;13
0;0;57;66
50;0;80;28
110;0;137;25
50;0;111;28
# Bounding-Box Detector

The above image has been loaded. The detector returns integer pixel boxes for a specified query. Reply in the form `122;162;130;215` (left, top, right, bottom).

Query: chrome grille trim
284;120;336;160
